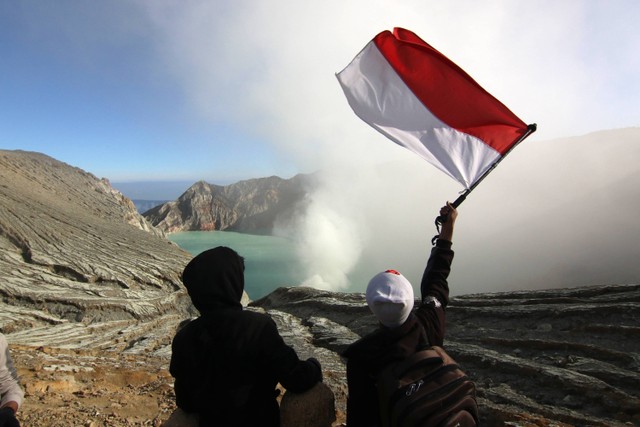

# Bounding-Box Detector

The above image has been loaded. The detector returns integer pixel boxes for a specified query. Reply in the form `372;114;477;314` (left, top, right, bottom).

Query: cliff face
143;174;317;233
0;149;195;352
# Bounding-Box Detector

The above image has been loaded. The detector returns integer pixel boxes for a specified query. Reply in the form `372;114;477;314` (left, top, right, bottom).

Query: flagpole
432;123;537;243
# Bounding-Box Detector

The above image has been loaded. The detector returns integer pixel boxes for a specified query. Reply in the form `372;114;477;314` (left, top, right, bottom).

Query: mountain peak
144;174;316;234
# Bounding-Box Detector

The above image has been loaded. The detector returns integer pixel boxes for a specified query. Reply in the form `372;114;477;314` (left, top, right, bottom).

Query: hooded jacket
342;239;453;427
170;247;322;427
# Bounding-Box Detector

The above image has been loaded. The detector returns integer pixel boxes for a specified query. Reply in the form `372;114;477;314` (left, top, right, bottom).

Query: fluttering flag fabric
336;27;530;189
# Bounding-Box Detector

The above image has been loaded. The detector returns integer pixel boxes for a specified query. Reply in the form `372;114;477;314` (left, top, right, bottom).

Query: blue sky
1;1;639;293
2;1;639;190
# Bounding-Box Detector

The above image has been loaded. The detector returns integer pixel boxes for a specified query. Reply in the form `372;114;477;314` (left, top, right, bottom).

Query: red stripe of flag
373;28;528;155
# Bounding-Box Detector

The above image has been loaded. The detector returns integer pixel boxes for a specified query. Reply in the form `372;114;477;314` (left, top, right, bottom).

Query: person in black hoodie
343;202;458;426
169;246;322;427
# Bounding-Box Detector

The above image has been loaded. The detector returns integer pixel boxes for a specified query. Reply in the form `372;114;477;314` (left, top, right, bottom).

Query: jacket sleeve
262;318;322;393
0;334;24;410
415;238;454;347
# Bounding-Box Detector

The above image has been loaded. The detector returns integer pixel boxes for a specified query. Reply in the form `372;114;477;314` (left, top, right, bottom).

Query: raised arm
416;202;458;346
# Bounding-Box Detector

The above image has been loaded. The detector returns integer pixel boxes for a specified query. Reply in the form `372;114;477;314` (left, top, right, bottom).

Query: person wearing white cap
343;202;458;426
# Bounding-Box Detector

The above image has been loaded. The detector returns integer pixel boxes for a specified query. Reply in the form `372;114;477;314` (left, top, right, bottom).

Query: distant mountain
133;199;169;213
143;174;319;233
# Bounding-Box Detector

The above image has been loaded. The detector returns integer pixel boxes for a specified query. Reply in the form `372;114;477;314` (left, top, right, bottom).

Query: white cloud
142;0;639;162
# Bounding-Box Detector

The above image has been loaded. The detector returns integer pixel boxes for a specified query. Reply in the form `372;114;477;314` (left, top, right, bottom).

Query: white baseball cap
365;269;414;328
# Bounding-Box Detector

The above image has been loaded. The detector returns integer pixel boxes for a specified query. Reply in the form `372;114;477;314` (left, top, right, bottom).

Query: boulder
161;408;198;427
280;382;336;427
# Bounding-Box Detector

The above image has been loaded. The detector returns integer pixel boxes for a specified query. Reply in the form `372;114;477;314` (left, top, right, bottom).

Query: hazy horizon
112;180;199;201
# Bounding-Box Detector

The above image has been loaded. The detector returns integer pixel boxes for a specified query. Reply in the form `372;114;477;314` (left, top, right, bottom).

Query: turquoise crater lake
169;231;307;300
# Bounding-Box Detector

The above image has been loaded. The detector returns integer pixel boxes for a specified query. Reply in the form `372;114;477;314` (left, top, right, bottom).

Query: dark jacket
342;239;454;427
170;247;322;427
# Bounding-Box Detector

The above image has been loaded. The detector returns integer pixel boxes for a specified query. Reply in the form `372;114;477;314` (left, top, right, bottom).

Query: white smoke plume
278;128;640;295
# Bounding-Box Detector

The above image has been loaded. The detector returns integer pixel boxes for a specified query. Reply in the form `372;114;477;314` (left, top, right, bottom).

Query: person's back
169;246;322;427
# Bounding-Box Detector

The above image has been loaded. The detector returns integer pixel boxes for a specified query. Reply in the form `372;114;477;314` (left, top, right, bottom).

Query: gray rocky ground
0;150;193;425
253;285;640;426
9;283;640;426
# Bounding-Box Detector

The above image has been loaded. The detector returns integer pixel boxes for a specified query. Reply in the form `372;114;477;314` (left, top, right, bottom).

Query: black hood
182;246;245;313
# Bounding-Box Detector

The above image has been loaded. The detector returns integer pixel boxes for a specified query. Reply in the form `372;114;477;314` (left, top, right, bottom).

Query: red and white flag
337;28;530;189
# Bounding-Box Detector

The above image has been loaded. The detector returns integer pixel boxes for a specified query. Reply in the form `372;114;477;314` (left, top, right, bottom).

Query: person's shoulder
238;309;277;327
343;327;386;358
344;316;421;358
173;316;213;342
206;308;277;332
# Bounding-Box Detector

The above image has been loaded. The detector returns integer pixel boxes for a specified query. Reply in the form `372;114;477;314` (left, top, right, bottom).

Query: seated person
170;246;322;427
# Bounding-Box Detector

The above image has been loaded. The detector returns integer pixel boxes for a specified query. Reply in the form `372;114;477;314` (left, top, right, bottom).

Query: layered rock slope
252;284;640;426
0;150;194;353
143;174;317;233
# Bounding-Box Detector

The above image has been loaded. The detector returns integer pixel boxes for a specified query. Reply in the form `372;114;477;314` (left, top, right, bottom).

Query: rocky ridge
0;149;195;352
142;174;317;233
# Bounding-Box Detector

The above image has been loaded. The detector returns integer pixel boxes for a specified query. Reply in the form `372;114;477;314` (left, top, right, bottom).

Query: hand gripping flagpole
432;123;537;245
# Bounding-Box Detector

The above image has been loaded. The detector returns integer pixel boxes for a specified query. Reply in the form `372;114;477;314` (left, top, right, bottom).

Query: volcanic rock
280;382;336;427
251;284;640;426
0;149;196;353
